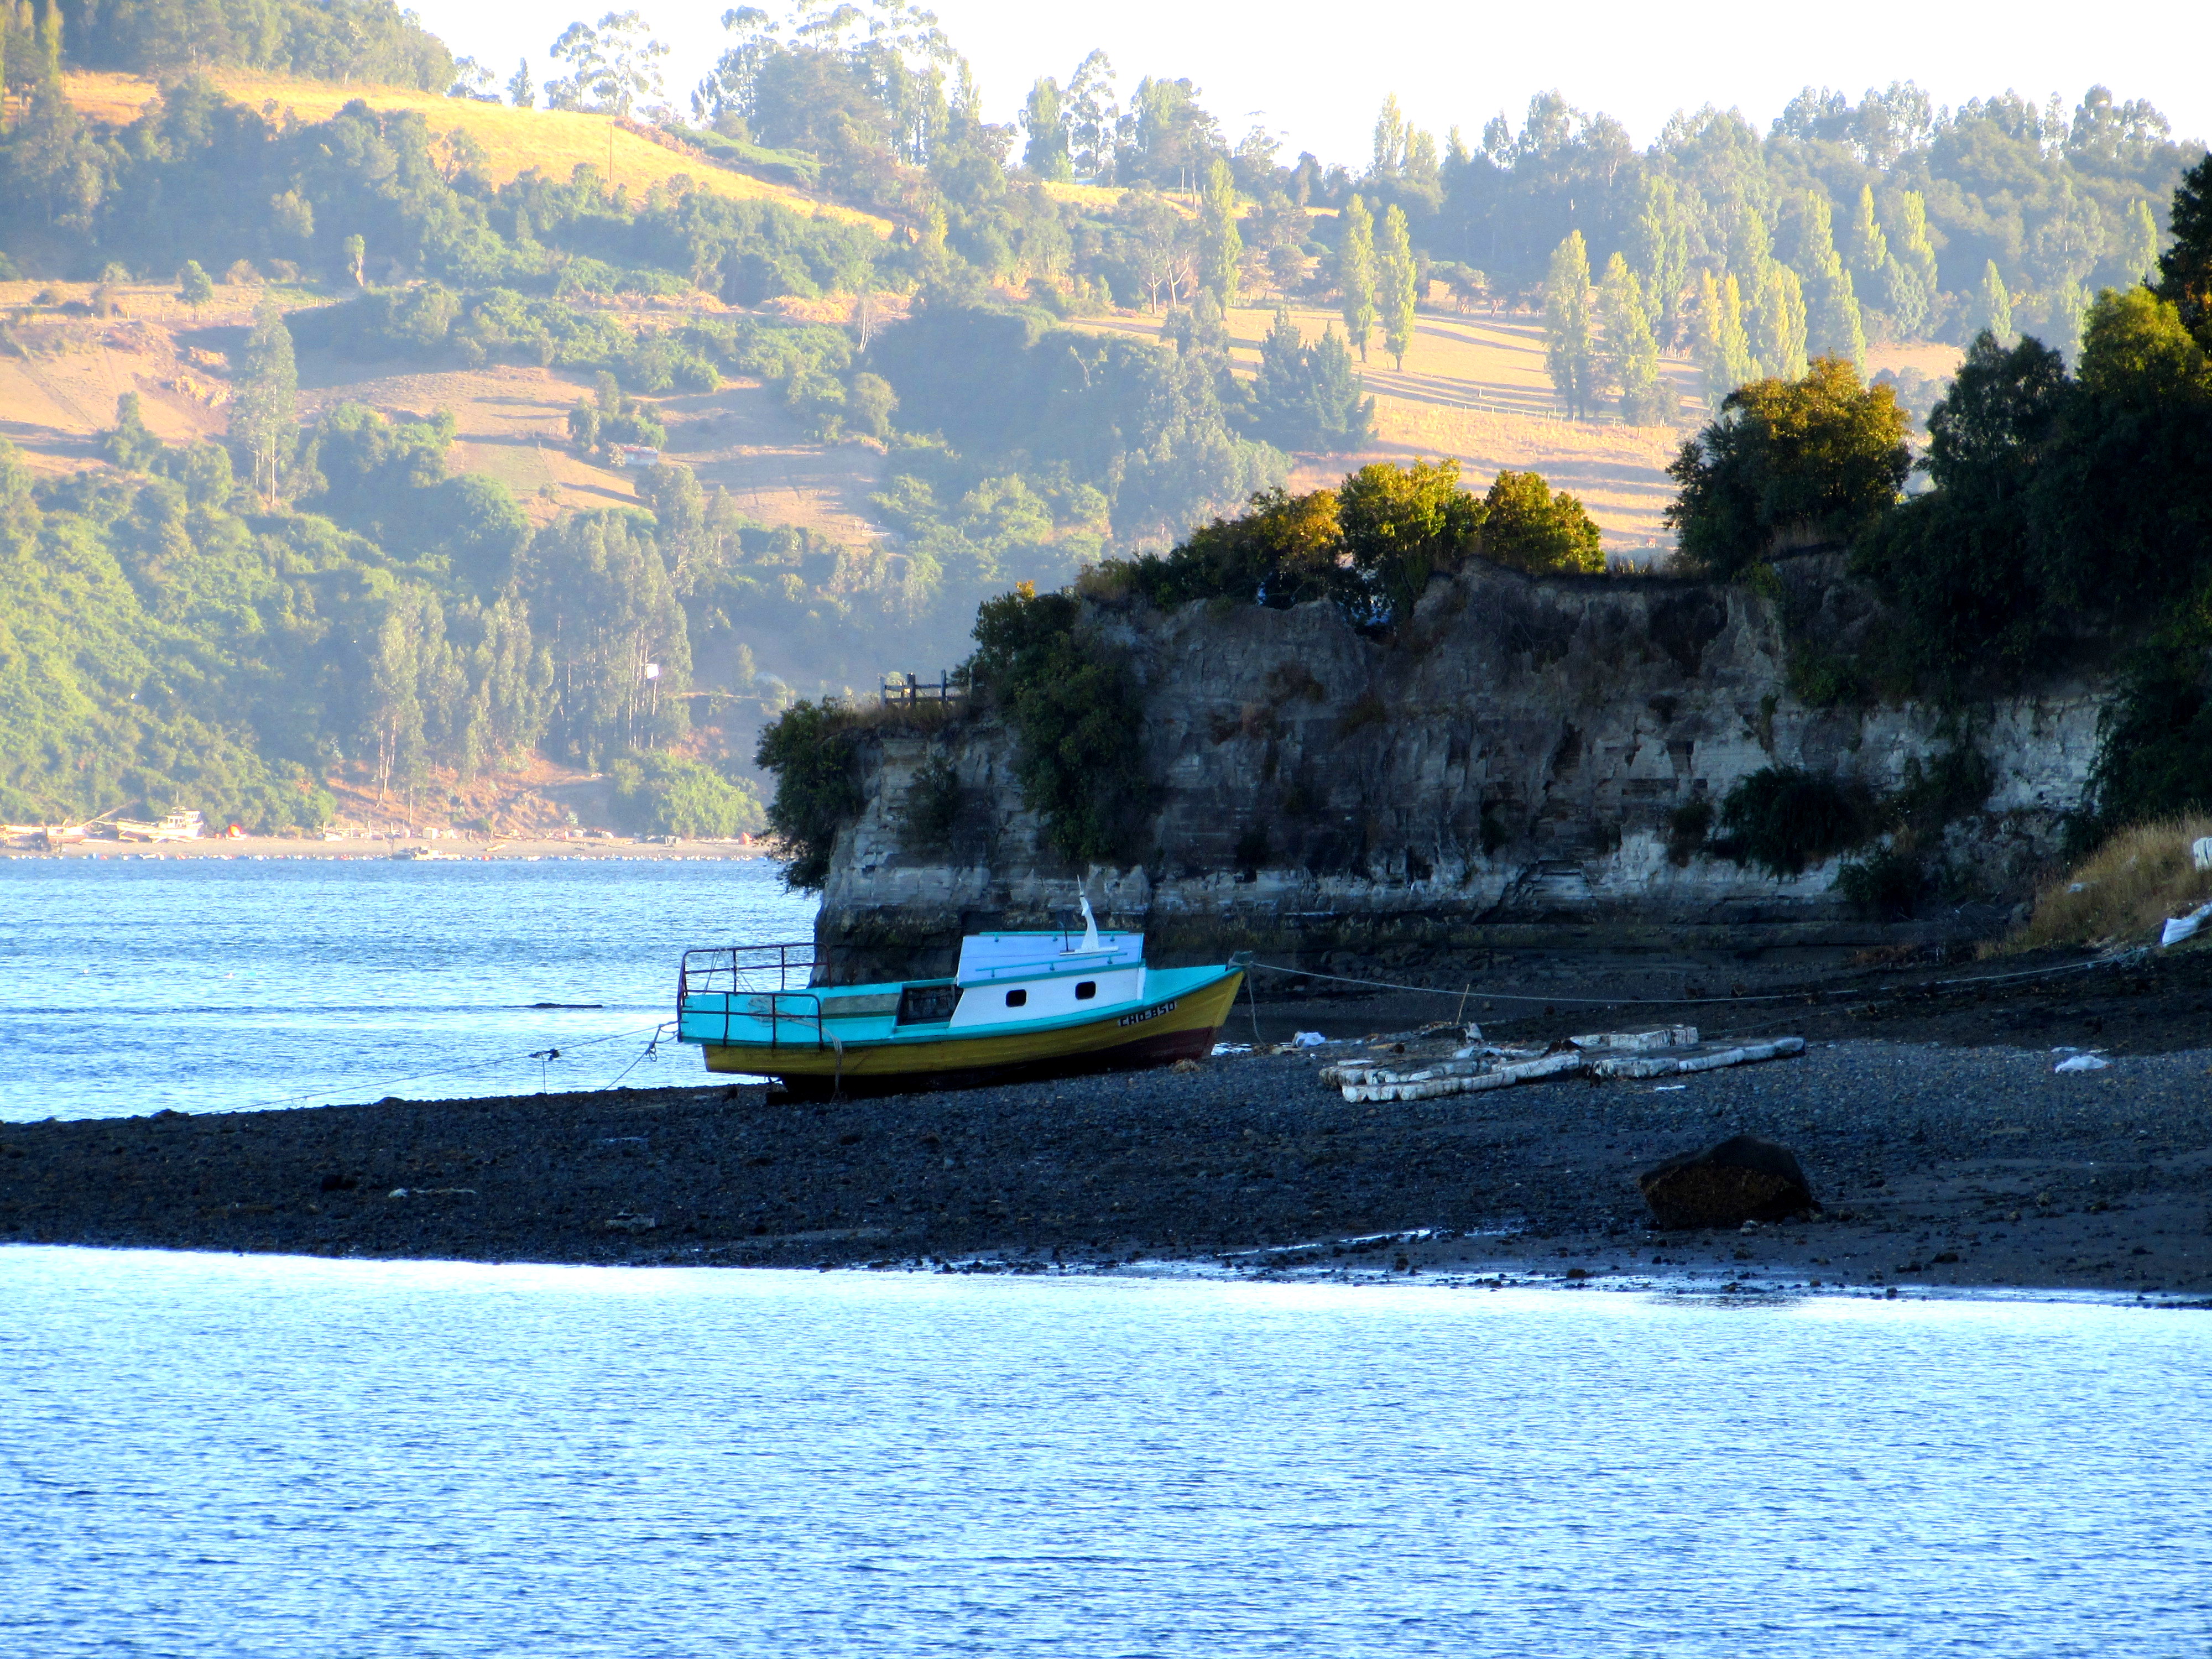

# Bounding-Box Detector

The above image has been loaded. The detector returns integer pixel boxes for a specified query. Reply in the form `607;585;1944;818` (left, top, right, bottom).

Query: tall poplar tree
1753;263;1808;381
1338;193;1376;361
1846;185;1888;280
1793;191;1866;368
1197;155;1241;309
1891;191;1940;295
1378;203;1416;370
229;298;296;505
1543;230;1594;418
1786;189;1839;277
1695;271;1755;411
1631;175;1691;346
1978;260;2013;342
1729;206;1773;298
1599;254;1668;425
1814;266;1867;369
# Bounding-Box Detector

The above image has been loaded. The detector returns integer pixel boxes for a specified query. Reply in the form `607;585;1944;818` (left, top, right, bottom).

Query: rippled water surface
0;858;816;1119
2;1248;2205;1657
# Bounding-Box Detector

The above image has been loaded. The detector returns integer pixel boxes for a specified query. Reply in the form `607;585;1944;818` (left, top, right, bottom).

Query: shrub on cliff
968;583;1153;864
1109;487;1346;610
1098;460;1605;623
2079;650;2212;839
1338;460;1486;617
1713;766;1876;877
1666;357;1910;578
1478;471;1604;576
755;701;865;890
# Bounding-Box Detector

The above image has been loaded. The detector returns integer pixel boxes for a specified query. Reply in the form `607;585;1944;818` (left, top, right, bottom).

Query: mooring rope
248;1019;670;1112
603;1021;678;1089
1244;953;2116;1015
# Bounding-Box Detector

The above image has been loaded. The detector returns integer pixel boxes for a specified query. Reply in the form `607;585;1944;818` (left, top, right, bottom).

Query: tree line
12;0;453;91
6;0;2194;364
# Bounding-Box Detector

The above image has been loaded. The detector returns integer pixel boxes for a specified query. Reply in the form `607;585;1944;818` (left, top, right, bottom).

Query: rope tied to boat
1243;953;2122;1015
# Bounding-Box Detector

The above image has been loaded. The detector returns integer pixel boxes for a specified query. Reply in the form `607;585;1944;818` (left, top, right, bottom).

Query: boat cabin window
1075;981;1097;1000
1004;989;1027;1008
895;983;961;1025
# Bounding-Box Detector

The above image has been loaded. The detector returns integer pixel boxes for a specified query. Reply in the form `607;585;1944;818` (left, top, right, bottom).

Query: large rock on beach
1636;1135;1819;1229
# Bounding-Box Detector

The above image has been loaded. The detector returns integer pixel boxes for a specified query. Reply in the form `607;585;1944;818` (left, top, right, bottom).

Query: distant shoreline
4;836;775;862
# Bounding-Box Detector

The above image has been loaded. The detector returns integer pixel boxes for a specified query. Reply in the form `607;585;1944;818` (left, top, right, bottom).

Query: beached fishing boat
112;808;206;842
675;902;1247;1092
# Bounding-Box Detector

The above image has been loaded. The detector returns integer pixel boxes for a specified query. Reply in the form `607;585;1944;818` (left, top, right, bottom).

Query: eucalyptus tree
545;11;669;115
228;298;296;505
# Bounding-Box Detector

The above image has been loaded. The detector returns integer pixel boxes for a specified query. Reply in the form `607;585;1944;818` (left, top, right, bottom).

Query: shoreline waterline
5;834;774;860
5;1237;2206;1312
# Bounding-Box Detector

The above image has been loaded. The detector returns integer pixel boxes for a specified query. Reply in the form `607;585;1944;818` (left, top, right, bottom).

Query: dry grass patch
1995;816;2212;954
59;72;891;232
1067;301;1694;548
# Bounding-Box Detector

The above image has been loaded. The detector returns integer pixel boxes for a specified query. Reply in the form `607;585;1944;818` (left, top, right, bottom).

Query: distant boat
113;809;205;842
675;900;1246;1094
4;806;123;848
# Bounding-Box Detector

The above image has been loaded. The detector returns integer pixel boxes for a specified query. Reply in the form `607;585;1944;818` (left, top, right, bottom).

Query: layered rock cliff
810;559;2103;982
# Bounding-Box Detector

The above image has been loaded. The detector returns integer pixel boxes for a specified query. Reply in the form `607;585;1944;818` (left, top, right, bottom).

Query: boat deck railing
680;941;817;995
678;942;827;1050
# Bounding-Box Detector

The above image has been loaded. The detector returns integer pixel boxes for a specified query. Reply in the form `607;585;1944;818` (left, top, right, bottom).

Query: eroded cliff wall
813;561;2101;981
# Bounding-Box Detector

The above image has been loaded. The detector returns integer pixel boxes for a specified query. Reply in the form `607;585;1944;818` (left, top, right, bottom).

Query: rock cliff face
812;560;2102;982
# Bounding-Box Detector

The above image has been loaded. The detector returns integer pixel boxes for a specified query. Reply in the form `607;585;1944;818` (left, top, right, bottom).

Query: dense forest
0;0;2205;838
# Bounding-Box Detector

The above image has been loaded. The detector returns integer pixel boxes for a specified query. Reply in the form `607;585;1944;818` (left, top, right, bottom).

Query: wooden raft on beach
1321;1026;1807;1103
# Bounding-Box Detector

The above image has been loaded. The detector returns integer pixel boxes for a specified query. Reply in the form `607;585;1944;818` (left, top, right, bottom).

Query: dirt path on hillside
657;382;889;547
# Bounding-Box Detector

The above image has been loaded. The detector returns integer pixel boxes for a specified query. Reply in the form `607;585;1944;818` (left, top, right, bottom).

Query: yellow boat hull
703;969;1244;1087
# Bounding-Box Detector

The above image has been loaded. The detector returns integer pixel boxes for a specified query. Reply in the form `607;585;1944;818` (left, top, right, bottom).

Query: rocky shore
7;952;2208;1301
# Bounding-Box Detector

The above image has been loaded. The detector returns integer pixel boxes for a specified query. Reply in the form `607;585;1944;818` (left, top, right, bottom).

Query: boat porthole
1005;989;1027;1007
1076;981;1097;1000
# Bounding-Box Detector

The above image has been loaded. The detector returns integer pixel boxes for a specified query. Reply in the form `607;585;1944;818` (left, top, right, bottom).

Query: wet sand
7;950;2209;1301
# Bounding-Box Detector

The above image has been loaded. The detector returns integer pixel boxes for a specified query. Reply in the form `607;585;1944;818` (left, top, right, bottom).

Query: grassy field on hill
59;74;893;233
1;272;1956;558
1270;303;1694;551
0;275;891;547
1076;302;1964;552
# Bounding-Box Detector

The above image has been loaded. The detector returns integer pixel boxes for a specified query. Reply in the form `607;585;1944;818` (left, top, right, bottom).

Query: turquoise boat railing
678;942;826;1051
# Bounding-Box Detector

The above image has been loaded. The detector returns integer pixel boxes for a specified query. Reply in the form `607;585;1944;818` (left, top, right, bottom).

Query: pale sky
413;0;2211;164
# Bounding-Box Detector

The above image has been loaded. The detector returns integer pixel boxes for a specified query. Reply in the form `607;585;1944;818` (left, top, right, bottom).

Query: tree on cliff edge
1665;356;1908;578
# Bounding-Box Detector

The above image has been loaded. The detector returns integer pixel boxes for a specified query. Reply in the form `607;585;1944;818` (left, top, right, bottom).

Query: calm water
0;858;816;1120
1;1248;2205;1657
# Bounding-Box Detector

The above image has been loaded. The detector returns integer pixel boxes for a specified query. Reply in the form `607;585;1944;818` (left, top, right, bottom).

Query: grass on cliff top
1994;816;2212;954
60;72;891;232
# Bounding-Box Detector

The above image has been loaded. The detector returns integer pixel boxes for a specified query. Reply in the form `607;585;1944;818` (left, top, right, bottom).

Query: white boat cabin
940;929;1148;1030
